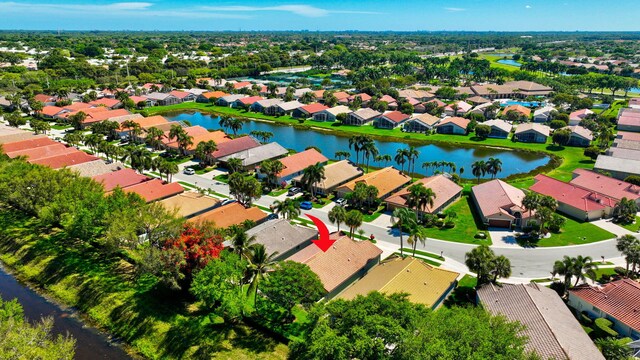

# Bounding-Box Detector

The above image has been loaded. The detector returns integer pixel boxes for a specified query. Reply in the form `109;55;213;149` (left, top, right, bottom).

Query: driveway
488;227;522;249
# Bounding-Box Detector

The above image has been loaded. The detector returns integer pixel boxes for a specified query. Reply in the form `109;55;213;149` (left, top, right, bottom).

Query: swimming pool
500;100;543;107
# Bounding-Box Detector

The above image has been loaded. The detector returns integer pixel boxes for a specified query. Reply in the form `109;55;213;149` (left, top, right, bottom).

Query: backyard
422;196;492;245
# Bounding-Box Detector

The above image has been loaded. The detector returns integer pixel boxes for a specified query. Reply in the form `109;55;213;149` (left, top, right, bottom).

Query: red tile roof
2;137;57;153
333;91;350;100
6;143;76;160
570;169;640;202
530;174;617;212
122;179;184;202
129;96;148;104
40;105;63;117
237;96;263;105
89;98;121;108
30;150;99;169
169;90;191;99
385;175;462;213
436;116;470;129
63;102;93;111
381;111;410;123
349;93;372;102
503;104;531;117
379;94;397;103
188;202;267;229
300;103;329;115
162;126;209;146
426;98;446;107
93;168;149;191
233;81;252;89
278;149;328;179
34;94;55;103
212;136;261;158
570;279;640;331
200;91;229;99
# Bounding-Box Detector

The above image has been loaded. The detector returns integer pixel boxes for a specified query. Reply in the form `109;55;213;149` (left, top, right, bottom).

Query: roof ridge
524;284;570;360
379;257;416;292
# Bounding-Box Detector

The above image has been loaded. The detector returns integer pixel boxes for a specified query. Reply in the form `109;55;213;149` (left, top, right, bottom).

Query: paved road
174;169;630;279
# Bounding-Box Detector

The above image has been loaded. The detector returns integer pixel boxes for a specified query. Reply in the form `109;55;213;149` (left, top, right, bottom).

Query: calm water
0;264;131;360
497;59;522;67
167;112;550;179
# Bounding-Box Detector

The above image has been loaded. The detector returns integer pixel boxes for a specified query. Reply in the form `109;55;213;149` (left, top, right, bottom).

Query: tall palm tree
375;154;392;167
344;210;364;239
395;148;409;173
405;183;436;218
361;139;378;172
145;126;165;151
168;124;185;143
391;207;417;257
465;245;495;286
405;146;420;177
486;157;503;179
328;205;347;234
226;157;243;174
176;132;194;156
219;115;232;133
471;160;487;183
492;255;512;283
616;234;640;275
552;255;575;294
334;151;351;160
272;198;300;220
195;140;218;166
247;244;278;302
348;135;364;165
571;255;598;287
121;146;153;172
229;227;257;259
300;162;326;198
228;118;243;137
260;159;284;189
407;224;428;257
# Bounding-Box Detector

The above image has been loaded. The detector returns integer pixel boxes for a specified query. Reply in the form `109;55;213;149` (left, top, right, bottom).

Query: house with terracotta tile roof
287;234;382;298
443;101;472;116
336;167;412;200
0;127;40;145
374;111;410;129
159;192;220;219
471;179;535;228
169;90;196;102
344;108;381;126
292;160;363;195
6;143;76;161
425;98;446;108
347;93;372;105
211;136;261;160
1;136;57;153
93;168;149;192
561;125;593;147
617;108;640;132
466;96;491;105
502;104;531;120
312;105;350;122
385;175;462;215
568;279;640;340
196;91;229;103
39;105;64;119
188;202;267;229
233;96;264;108
232;81;252;90
569;108;594;126
514;123;550;143
530;174;617;221
129;96;154;108
338;256;459;309
435;117;470;135
570;169;640;207
63;102;93;112
33;94;57;105
404;113;441;133
398;89;434;102
272;148;328;183
29;150;99;170
245;219;317;261
89;98;122;109
292;103;329;118
121;179;184;203
469;102;499;118
478;283;605;360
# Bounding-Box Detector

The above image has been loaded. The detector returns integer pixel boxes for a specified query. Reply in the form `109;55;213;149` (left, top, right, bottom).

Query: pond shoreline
158;108;558;182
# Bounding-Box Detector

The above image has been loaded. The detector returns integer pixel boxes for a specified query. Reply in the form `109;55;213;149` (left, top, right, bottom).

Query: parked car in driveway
335;198;348;207
266;213;278;220
219;198;237;207
300;201;313;210
287;187;301;196
183;167;195;175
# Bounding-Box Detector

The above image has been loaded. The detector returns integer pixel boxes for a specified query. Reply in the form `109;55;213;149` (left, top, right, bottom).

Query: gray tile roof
218;142;288;167
478;283;604;360
246;219;317;259
595;155;640;176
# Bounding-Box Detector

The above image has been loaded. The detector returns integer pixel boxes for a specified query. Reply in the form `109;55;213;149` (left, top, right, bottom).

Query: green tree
0;296;76;360
492;255;512;283
272;198;300;220
405;183;435;218
465;245;496;286
584;146;601;160
595;337;633;360
391;207;417;256
614;197;638;224
486;157;503;179
475;124;491;139
344;209;364;239
328;205;347;234
247;244;278;302
552;128;571;146
194;140;218;166
471;160;487;183
228;172;262;206
259;261;325;316
260;159;284;189
616;234;640;275
407;224;428;256
5;112;27;127
300;162;326;197
68;111;87;130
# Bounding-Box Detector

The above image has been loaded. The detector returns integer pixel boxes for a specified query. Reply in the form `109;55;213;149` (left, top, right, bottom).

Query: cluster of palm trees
394;147;420;175
194;140;218;167
551;255;599;295
226;226;278;301
249;130;274;143
471;157;503;183
348;135;379;171
522;193;563;235
119;145;179;181
464;245;512;285
219;115;243;137
300;162;326;198
327;205;364;239
168;124;194;156
421;161;457;175
617;234;640;276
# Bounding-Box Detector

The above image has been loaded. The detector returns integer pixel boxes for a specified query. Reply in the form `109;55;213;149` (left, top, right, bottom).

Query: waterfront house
561;126;593;147
404;113;441;133
217;142;288;171
292;103;329;118
312;105;350;122
513;123;550;143
374;111;410;129
268;100;303;116
385;174;462;215
217;94;248;107
336;167;411;200
483;119;513;138
196;91;229;103
145;92;181;106
251;98;282;113
169;90;197;103
292;160;363;195
233;96;264;109
344;108;381;126
435;117;470;135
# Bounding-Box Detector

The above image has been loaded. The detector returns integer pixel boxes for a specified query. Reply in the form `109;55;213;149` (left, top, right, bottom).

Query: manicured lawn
619;217;640;232
422;196;492;245
586;268;618;282
400;248;444;261
268;188;288;197
394;253;441;267
51;124;71;130
194;165;216;175
479;54;521;72
444;274;477;307
213;174;229;183
535;216;615;247
362;207;385;223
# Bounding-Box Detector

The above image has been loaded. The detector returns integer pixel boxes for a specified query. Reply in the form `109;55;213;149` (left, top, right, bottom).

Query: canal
166;112;550;179
0;264;131;360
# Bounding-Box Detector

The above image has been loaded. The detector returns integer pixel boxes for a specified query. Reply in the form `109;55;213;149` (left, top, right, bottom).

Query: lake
0;264;131;360
497;59;522;67
166;112;550;179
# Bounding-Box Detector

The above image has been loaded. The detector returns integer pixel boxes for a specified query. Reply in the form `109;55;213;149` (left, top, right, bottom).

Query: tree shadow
545;145;565;152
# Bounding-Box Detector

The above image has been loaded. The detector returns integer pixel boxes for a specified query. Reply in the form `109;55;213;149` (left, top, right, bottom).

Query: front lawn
422;197;492;245
444;274;478;307
534;216;615;247
586;268;618;283
619;216;640;233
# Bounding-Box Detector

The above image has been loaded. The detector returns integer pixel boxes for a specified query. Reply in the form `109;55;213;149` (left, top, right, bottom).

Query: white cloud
444;7;466;12
525;5;532;9
206;4;380;17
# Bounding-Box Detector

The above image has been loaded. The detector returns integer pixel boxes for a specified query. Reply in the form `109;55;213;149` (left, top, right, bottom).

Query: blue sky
0;0;638;31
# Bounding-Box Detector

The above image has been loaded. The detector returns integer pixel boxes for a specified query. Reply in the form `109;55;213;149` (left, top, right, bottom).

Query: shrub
444;221;455;228
594;318;619;339
435;219;445;227
579;311;594;326
624;175;640;186
614;267;628;276
474;232;487;239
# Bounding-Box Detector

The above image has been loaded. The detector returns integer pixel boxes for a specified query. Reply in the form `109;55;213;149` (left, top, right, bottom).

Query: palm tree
121;146;153;172
226;157;243;174
491;255;512;283
168;124;185;143
328;205;347;234
300;91;316;104
572;255;598;287
405;146;420;177
260;159;284;189
219;115;232;133
334;151;351;160
348;135;364;165
229;226;257;259
361;139;378;172
375;154;392;167
194;140;218;166
616;234;640;275
465;245;495;286
163;161;179;182
176;132;194;156
68;111;87;130
407;224;428;257
247;244;278;302
471;160;487;183
395;148;409;173
145;126;165;151
552;255;575;294
272;198;300;220
300;162;326;198
344;210;364;239
405;183;436;218
486;157;503;179
84;133;103;154
391;207;417;257
228;118;243;137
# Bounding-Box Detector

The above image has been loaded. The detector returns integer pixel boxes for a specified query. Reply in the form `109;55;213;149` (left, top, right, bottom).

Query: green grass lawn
586;268;618;282
400;248;444;261
0;209;288;359
213;174;229;183
268;188;288;197
51;124;71;130
535;216;615;247
194;165;216;175
479;54;521;72
619;216;640;232
444;274;477;307
422;196;492;245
